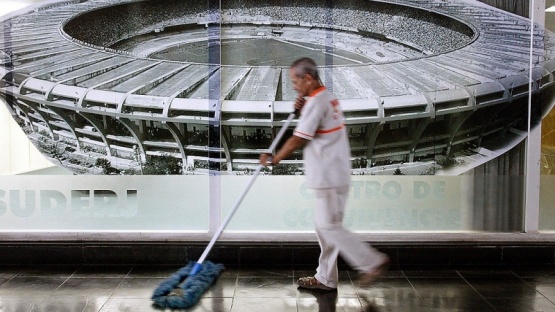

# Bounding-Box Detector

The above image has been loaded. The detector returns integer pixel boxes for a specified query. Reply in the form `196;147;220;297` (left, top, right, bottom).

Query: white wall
0;0;54;175
0;100;53;175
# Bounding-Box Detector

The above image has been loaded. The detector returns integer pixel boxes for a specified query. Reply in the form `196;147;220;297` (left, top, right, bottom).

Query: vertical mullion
525;0;544;233
208;0;223;236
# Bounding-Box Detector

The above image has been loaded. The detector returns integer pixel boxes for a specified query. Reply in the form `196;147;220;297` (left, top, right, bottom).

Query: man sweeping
260;57;389;291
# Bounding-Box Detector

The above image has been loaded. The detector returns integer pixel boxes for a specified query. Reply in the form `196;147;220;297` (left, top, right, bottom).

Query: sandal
297;276;336;291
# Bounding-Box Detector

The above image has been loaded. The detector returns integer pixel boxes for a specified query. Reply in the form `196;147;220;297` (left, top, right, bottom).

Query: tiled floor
1;265;555;312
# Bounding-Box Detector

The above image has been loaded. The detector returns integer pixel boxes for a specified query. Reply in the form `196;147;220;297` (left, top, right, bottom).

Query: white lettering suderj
0;175;471;232
0;176;210;231
0;189;137;218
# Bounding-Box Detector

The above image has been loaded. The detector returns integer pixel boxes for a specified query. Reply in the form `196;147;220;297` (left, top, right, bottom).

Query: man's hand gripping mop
152;112;297;309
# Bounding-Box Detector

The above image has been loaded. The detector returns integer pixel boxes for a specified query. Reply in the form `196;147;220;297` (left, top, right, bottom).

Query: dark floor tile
0;276;66;299
238;268;294;277
363;304;431;312
111;277;164;299
232;297;297;312
522;277;555;302
359;286;430;312
403;269;460;279
297;293;364;312
203;276;238;298
296;290;339;312
3;264;555;312
347;268;404;280
17;266;78;278
127;265;184;278
188;298;233;312
214;267;239;278
0;297;38;312
457;268;516;279
357;278;415;294
0;277;10;287
336;280;360;298
410;278;479;295
99;298;166;311
465;277;540;299
357;278;425;311
189;297;233;312
425;309;491;312
0;267;23;279
235;276;297;298
373;277;493;310
55;277;124;297
486;296;555;312
427;308;494;312
73;266;132;278
31;295;109;312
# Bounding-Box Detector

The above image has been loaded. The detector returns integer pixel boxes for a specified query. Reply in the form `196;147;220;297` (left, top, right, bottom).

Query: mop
152;112;296;309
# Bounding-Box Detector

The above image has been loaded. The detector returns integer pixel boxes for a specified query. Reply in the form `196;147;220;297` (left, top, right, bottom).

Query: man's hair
290;57;320;81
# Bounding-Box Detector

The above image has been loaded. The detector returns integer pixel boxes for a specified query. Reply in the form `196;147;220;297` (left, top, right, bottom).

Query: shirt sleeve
293;98;324;141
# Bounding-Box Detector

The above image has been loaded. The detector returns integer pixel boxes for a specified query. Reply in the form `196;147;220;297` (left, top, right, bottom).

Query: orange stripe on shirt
309;86;326;98
316;124;345;134
294;130;315;138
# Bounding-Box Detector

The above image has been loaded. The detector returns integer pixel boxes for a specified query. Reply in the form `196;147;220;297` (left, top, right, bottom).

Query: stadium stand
0;0;552;174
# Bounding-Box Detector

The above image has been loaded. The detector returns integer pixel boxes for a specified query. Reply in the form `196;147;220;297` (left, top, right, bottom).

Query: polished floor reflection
1;265;555;311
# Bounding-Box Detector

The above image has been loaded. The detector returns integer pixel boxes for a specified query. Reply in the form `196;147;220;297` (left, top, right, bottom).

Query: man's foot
297;276;336;291
359;256;390;287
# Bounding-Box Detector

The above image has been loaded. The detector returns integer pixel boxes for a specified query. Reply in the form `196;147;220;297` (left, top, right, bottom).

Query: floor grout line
3;267;555;311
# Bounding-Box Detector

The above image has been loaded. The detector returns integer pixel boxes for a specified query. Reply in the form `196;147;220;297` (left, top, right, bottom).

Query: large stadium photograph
0;0;553;175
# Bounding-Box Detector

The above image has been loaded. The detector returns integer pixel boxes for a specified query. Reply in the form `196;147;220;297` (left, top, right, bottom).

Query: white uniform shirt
293;86;351;189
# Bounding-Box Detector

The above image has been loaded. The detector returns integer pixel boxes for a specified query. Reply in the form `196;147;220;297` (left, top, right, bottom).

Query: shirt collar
309;86;326;98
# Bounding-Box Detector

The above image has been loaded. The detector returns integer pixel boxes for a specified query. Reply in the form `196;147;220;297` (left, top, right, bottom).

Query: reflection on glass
540;1;555;230
1;0;549;234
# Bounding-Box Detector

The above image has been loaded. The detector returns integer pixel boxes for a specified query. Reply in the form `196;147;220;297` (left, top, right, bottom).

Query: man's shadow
297;288;381;312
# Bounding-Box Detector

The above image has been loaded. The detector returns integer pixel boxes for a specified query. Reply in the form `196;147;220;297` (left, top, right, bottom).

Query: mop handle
196;112;296;265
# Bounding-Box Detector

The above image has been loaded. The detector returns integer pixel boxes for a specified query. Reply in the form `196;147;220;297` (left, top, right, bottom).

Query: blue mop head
151;261;225;309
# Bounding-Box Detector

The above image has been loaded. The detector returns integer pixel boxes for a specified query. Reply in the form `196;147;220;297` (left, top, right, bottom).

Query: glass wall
541;0;555;231
0;0;550;239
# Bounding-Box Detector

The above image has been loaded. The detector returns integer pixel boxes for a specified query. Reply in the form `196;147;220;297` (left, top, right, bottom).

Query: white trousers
313;186;387;288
